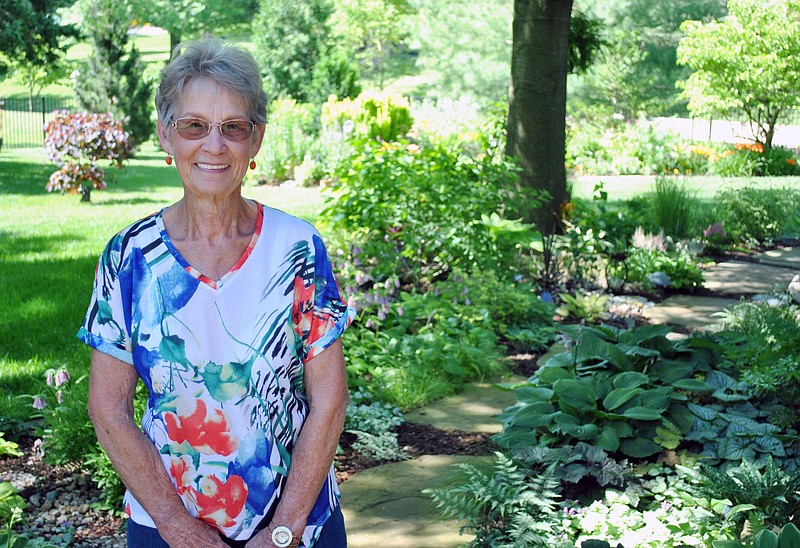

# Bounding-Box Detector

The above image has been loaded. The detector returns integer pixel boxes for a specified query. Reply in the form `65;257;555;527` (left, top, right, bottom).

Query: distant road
653;117;800;148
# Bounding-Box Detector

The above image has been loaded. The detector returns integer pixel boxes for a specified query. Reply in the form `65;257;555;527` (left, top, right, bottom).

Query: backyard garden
3;0;800;547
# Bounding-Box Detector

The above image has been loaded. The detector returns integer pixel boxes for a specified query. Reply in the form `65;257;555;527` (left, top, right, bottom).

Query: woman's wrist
266;521;301;547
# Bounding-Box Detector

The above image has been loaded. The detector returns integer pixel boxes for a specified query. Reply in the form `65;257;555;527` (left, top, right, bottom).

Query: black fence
0;96;78;149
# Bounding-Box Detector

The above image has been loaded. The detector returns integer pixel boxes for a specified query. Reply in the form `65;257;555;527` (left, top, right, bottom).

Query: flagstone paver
403;378;524;433
642;294;741;331
703;260;795;295
340;455;481;548
755;246;800;269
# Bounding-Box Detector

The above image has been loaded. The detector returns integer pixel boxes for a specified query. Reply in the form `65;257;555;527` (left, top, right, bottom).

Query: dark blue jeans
127;505;347;548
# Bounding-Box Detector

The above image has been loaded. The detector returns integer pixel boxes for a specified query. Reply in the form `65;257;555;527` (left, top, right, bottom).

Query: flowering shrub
43;111;132;201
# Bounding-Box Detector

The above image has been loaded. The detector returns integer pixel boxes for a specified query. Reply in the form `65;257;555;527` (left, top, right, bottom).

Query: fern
425;453;562;546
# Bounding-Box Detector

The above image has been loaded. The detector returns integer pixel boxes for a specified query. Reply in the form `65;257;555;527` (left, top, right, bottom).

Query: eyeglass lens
172;118;254;141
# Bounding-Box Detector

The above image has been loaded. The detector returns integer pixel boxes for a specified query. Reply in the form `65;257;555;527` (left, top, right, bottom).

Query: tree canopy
677;0;800;148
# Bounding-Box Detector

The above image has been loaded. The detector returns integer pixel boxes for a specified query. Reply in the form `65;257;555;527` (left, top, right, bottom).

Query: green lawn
0;144;323;430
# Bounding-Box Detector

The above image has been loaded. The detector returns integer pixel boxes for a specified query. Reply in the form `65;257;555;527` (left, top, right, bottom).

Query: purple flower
703;222;726;238
377;308;387;321
540;291;554;303
33;397;47;410
54;369;70;387
45;370;54;386
57;390;63;404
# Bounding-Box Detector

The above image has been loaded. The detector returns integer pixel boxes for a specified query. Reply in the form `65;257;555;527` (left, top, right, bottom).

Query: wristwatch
270;524;297;547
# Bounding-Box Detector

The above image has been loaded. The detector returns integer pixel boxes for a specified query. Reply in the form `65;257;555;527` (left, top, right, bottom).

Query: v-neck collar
156;202;264;290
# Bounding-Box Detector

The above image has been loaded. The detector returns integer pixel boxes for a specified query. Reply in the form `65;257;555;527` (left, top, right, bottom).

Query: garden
3;0;800;547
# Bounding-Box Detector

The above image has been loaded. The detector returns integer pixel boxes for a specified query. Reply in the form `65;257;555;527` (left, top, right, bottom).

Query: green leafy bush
714;185;800;244
344;388;407;462
494;324;720;459
320;137;535;284
698;458;800;537
715;300;800;405
649;176;698;239
321;91;413;142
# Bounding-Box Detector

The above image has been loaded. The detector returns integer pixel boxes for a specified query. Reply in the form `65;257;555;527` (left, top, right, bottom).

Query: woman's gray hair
155;37;268;126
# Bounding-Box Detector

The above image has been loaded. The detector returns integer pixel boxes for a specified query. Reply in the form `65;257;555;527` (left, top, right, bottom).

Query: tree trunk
169;31;181;57
506;0;573;234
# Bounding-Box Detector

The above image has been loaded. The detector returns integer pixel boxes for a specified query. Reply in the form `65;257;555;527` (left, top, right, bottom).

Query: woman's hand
158;518;230;548
243;528;282;547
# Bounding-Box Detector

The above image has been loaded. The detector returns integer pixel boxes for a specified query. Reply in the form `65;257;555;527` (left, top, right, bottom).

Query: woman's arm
248;338;349;547
88;349;228;548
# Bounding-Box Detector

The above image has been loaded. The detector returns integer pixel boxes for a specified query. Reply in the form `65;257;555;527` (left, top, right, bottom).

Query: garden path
340;248;800;548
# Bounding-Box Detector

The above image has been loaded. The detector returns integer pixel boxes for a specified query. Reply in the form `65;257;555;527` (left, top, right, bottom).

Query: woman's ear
157;120;173;155
250;123;266;158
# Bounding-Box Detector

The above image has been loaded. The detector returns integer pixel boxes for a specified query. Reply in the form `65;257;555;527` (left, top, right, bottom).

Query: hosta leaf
667;403;696;433
508;402;557;428
650;360;696;384
672;378;714;391
777;523;800;546
638;390;671;411
621;406;664;421
609;421;634;438
620;437;663;458
514;386;555;403
540;352;576;371
535;365;573;384
612;371;649;389
603;387;643;411
492;426;539;450
553;378;595;407
597;427;621;452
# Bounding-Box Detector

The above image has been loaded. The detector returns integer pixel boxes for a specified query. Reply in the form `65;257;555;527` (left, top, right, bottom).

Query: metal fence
0;96;78;149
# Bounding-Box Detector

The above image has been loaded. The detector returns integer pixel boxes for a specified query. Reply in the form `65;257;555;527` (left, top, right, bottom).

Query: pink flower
45;371;54;386
33;397;47;410
54;369;70;387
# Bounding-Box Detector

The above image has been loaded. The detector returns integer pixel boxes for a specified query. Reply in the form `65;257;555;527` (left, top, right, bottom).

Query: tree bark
507;0;573;234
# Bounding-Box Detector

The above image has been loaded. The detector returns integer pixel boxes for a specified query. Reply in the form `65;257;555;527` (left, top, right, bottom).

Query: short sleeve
76;233;134;364
293;234;355;362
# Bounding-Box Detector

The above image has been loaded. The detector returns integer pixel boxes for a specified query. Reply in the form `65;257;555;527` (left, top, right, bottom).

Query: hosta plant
494;324;719;460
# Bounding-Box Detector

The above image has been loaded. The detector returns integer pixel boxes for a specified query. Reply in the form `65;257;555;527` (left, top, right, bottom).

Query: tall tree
0;0;77;90
506;0;573;233
677;0;800;149
73;0;153;147
330;0;415;89
254;0;334;102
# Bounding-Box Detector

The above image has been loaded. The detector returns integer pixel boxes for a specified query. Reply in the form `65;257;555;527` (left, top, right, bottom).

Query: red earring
249;160;257;170
165;155;173;165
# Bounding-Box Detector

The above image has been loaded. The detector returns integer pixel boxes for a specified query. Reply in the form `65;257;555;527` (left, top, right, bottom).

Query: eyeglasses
171;117;256;142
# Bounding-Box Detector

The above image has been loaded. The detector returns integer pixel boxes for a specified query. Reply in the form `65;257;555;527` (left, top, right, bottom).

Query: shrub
320;138;536;284
493;324;721;460
714;185;800;244
321;91;413;142
715;300;800;405
253;99;317;185
43;111;132;201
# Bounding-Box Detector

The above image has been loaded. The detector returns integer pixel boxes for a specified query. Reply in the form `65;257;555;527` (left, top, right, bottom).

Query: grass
0;143;323;431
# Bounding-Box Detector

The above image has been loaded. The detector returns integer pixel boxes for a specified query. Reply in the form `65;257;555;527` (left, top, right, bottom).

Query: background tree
507;2;602;232
330;0;415;89
0;0;77;96
72;0;153;147
253;0;335;102
677;0;800;149
129;0;257;54
413;0;512;104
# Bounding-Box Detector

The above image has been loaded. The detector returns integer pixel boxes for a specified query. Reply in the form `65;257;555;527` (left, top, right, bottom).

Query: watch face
272;526;293;547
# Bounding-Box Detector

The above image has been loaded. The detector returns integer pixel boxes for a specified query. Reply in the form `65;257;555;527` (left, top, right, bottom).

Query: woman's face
158;77;264;200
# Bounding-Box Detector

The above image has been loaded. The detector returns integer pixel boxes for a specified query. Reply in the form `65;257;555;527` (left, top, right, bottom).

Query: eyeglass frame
169;117;258;141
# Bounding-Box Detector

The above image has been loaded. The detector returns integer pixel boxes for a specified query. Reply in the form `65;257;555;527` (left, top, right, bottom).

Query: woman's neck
166;195;257;244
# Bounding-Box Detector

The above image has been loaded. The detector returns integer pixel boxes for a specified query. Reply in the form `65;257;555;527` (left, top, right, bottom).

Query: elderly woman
78;38;352;548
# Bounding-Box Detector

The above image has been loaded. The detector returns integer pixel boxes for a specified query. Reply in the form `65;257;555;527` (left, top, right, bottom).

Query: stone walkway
339;248;799;547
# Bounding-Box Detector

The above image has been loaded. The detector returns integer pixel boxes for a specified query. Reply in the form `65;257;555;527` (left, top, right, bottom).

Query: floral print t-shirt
77;202;354;546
